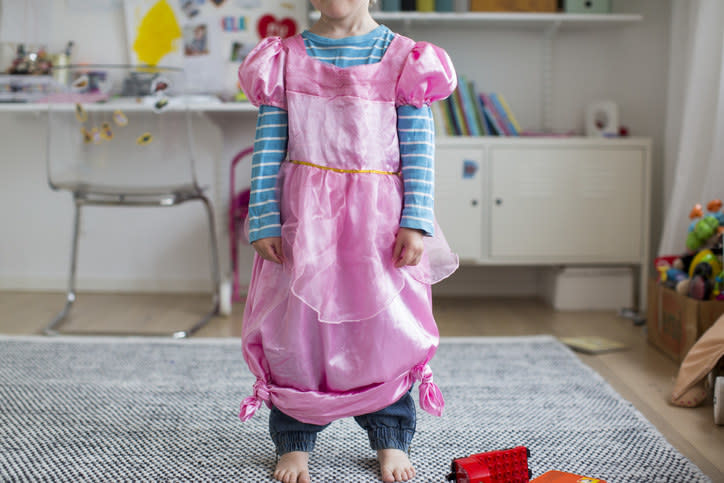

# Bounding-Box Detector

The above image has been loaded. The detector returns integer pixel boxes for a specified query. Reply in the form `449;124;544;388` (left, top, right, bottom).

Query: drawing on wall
126;0;183;66
123;0;307;96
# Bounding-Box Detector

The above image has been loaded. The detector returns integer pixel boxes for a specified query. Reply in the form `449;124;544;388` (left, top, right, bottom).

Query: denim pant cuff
366;427;414;452
272;432;317;455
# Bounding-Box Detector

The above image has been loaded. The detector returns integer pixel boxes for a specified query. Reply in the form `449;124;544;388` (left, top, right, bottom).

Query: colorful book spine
381;0;401;11
401;0;416;11
430;102;447;136
468;81;488;135
489;92;518;136
476;96;494;135
435;0;454;11
457;77;481;136
479;95;503;135
480;93;511;135
445;96;462;135
452;87;471;135
417;0;435;11
440;98;456;135
496;93;522;133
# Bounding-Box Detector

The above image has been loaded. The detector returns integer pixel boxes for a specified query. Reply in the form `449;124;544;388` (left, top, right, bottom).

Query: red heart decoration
257;14;297;39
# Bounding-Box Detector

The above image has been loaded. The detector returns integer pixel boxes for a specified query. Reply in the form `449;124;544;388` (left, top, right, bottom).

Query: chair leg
45;199;82;335
172;194;221;339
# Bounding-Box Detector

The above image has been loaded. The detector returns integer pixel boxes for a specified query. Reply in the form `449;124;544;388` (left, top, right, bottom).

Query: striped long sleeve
247;105;288;243
398;104;435;236
247;26;436;240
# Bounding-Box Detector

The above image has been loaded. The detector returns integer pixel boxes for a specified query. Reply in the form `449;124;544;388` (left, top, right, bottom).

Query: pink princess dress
238;32;459;426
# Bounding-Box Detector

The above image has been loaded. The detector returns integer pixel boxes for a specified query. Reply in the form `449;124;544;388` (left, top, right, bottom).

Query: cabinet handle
471;199;478;207
495;198;503;206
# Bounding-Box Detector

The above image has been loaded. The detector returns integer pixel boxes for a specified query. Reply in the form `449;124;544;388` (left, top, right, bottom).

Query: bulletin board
123;0;307;97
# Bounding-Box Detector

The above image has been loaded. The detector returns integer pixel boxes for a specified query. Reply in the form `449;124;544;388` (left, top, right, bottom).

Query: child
238;1;457;481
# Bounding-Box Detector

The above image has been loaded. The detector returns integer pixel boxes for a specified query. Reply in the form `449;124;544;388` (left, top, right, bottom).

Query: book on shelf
480;93;512;136
479;97;503;135
435;0;454;11
417;0;435;11
489;92;519;135
439;98;457;135
445;96;463;135
430;102;448;135
452;89;471;135
457;76;481;136
401;0;416;11
467;80;488;136
443;78;522;136
477;95;499;135
496;92;522;133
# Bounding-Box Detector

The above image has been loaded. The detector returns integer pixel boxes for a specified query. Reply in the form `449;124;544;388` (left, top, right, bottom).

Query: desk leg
202;112;257;310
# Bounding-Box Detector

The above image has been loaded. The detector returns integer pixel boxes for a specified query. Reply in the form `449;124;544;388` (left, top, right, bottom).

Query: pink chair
229;147;253;303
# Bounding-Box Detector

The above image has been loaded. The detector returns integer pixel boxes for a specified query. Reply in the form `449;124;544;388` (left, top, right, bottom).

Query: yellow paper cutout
101;123;114;140
81;127;92;144
90;127;103;144
137;132;153;145
75;103;87;123
132;0;182;66
113;109;128;127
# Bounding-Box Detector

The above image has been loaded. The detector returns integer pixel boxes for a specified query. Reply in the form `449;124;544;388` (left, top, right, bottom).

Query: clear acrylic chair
44;65;220;338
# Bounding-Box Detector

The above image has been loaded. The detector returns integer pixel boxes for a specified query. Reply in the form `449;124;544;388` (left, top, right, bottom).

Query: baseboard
432;266;540;297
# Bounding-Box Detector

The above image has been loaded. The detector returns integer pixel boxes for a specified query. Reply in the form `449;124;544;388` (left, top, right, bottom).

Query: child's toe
381;468;395;482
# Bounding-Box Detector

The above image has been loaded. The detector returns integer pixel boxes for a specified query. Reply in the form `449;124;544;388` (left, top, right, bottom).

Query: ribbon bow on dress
239;379;271;422
412;363;445;417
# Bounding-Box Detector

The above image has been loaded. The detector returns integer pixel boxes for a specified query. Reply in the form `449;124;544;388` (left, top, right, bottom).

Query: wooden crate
470;0;557;12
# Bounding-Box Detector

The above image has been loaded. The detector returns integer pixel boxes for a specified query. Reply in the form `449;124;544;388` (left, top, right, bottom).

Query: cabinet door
490;146;644;262
435;147;484;262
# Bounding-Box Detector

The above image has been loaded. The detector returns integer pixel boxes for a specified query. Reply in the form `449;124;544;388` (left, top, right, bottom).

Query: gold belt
289;160;400;176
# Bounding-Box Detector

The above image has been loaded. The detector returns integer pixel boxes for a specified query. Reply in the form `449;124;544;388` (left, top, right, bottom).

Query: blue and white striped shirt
248;25;435;243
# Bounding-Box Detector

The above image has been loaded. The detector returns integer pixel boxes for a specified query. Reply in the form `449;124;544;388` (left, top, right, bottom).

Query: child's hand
252;237;284;264
393;227;425;268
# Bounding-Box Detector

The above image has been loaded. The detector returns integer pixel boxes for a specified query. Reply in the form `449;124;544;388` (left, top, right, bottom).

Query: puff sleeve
238;37;287;110
396;42;457;108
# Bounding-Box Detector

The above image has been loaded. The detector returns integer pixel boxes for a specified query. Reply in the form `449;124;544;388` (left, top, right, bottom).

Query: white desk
0;100;257;113
0;100;259;301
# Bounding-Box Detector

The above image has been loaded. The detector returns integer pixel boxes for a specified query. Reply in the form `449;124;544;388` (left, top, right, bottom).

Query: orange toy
531;470;607;483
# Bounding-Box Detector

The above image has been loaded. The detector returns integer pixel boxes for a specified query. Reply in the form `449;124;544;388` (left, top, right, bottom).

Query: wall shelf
309;11;643;30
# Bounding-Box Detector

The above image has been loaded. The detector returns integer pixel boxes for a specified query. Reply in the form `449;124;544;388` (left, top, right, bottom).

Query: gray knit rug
0;335;710;482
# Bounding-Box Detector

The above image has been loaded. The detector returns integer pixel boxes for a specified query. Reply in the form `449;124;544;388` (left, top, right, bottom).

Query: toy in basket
229;147;253;305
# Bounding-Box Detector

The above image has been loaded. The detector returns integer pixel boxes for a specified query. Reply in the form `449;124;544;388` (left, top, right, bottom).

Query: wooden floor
1;291;722;480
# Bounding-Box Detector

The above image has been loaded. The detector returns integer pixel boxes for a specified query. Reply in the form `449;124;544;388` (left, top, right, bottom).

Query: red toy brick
447;446;532;483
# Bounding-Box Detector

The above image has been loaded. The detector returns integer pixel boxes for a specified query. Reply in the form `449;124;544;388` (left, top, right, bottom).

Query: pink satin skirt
240;161;457;426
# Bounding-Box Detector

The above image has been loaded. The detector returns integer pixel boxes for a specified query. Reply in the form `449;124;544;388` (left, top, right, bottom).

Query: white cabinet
435;146;485;261
489;145;645;261
434;137;652;310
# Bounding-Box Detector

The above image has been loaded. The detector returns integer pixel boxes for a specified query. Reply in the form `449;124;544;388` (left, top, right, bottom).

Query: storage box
471;0;557;12
564;0;611;14
541;267;633;311
647;280;724;362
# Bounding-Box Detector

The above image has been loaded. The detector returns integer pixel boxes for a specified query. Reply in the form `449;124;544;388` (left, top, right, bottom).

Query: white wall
0;0;671;295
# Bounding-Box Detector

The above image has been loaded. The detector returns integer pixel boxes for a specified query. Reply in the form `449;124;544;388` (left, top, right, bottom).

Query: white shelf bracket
541;20;561;133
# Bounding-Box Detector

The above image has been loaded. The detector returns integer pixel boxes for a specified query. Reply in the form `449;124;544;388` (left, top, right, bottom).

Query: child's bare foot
377;448;415;482
273;451;311;483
